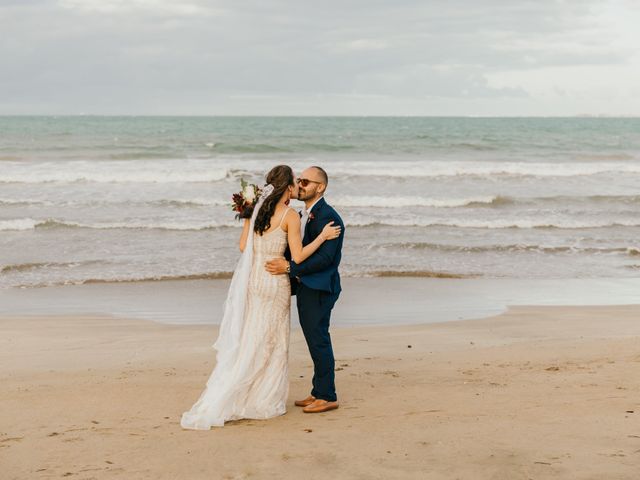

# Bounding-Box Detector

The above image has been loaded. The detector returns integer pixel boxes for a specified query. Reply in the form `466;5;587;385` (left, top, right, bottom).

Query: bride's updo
254;165;294;235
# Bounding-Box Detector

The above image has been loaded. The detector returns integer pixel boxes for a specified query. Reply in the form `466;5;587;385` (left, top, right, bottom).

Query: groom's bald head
310;166;328;186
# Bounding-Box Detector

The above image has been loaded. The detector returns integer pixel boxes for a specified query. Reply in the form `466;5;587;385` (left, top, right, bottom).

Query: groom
265;166;344;414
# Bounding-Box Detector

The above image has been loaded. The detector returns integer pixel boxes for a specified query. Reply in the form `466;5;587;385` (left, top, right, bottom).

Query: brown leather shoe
302;399;339;413
294;395;316;407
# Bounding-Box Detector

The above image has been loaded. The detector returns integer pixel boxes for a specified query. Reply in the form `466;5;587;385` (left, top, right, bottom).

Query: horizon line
1;114;639;118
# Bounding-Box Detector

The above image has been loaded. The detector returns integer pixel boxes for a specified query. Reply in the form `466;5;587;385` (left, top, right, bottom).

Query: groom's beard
298;188;318;202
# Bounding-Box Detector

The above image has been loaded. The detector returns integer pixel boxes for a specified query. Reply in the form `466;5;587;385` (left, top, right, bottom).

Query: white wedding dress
180;199;292;430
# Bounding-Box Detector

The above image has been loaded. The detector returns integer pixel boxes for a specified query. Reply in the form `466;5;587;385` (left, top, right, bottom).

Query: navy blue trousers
296;283;338;402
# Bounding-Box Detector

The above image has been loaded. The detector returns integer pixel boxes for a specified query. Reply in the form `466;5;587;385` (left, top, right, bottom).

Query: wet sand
2;304;640;479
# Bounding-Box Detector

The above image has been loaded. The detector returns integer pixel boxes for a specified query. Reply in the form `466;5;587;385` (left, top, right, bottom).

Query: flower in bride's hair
231;178;262;220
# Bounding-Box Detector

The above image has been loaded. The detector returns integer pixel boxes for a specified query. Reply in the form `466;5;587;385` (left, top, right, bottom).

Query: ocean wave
0;160;230;184
12;270;474;288
0;218;40;231
331;160;640;178
348;218;640;229
0;218;238;231
3;158;640;184
354;270;478;279
5;194;640;210
0;194;507;209
449;142;498;151
0;170;230;184
572;194;640;204
209;142;292;154
6;193;640;210
81;272;234;283
206;141;358;153
0;197;230;208
378;242;640;256
330;195;500;208
574;153;635;161
152;198;230;207
412;137;499;151
0;198;53;206
13;272;235;288
331;193;640;208
1;260;100;274
3;215;640;232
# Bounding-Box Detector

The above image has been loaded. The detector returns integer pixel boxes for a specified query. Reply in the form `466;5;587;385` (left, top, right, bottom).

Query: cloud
0;0;638;115
57;0;222;16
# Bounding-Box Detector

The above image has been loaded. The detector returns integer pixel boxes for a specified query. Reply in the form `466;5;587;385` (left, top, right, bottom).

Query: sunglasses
296;178;322;187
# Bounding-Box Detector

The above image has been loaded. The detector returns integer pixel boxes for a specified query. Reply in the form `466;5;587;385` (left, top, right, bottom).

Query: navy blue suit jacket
284;197;344;296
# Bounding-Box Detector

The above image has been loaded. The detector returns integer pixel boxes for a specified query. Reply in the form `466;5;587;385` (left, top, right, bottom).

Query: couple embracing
181;165;345;430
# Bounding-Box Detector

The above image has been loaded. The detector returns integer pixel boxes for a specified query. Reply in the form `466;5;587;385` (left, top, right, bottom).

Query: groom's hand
265;258;288;275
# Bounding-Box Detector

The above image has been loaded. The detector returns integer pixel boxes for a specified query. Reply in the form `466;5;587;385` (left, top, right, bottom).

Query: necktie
300;207;309;239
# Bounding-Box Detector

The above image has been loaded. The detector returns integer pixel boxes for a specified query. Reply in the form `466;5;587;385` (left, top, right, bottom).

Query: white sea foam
227;159;640;179
0;218;40;231
4;215;639;232
0;218;238;231
2;158;640;184
325;160;640;178
0;198;53;206
0;160;229;184
330;195;498;208
344;217;640;229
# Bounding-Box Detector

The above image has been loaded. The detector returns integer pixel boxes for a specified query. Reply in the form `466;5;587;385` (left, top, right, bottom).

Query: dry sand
2;305;640;479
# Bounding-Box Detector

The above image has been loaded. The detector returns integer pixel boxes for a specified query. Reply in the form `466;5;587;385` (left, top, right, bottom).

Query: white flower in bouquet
243;184;256;203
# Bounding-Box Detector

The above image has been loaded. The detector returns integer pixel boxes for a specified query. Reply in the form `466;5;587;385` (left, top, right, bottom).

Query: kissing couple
181;164;345;429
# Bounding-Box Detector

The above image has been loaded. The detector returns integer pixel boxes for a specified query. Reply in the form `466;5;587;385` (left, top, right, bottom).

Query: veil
211;183;275;363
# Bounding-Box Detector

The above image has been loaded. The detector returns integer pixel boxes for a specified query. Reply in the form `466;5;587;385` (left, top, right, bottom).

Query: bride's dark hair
254;165;294;235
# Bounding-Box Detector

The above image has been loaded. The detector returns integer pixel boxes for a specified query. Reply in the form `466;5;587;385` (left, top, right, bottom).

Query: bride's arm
239;218;251;252
285;209;340;264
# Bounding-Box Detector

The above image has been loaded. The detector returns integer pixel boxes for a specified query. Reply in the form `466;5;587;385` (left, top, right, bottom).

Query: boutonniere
307;212;315;223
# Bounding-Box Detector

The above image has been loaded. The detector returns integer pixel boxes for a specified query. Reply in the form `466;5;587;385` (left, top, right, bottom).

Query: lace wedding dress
180;203;292;430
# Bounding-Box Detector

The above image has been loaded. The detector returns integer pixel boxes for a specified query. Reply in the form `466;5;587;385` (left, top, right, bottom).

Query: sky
1;0;639;116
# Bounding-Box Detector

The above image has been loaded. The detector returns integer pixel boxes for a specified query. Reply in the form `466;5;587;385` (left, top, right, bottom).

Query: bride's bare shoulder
281;207;298;232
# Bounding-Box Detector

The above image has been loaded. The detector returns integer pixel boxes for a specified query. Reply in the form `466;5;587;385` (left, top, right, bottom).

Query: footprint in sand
62;437;84;443
0;436;23;444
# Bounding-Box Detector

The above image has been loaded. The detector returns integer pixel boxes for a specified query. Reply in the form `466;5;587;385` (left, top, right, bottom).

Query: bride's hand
321;221;341;240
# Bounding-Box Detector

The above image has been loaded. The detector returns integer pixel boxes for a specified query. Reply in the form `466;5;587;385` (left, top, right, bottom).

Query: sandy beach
4;0;640;477
2;303;640;479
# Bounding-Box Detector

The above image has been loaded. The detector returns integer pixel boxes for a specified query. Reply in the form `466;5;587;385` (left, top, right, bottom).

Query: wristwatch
286;263;291;274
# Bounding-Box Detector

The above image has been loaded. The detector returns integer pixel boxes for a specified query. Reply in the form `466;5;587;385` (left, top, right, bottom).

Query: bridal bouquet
231;178;262;219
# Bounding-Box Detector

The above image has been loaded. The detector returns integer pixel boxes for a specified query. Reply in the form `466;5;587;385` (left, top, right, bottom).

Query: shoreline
2;304;640;479
1;276;640;327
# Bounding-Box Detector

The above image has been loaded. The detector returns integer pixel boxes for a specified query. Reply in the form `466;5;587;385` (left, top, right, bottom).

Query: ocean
1;116;639;290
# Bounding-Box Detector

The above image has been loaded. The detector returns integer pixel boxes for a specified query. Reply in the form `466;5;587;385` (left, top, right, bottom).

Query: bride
180;165;341;429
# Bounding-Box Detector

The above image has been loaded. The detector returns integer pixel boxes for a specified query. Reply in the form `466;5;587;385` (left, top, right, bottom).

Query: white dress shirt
300;196;322;240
